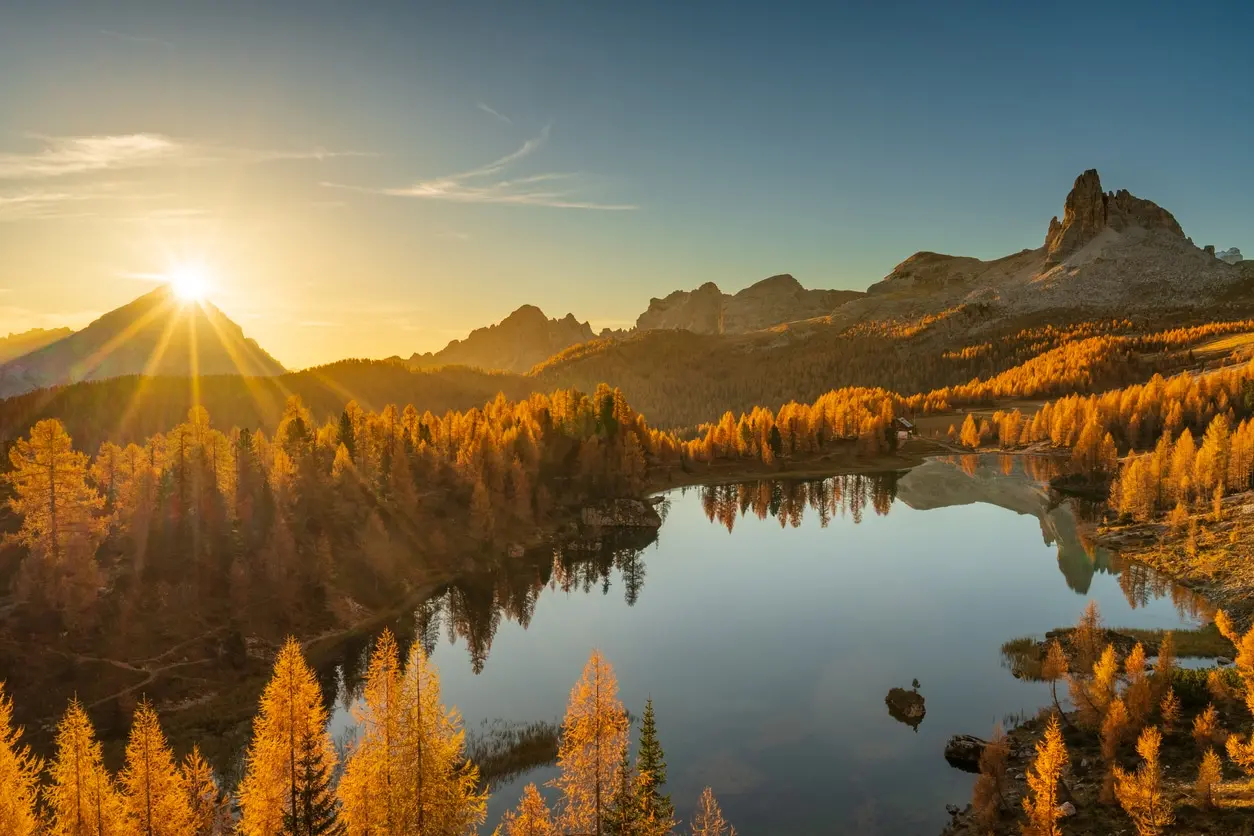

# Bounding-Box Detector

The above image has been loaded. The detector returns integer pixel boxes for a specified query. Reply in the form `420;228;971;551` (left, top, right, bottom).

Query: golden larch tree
552;650;629;836
119;700;195;836
1021;713;1068;836
499;783;557;836
1099;697;1129;804
180;746;233;836
47;699;128;836
1123;643;1151;729
1195;748;1222;809
1113;726;1174;836
338;629;406;835
971;724;1009;831
395;641;485;835
237;637;339;836
0;682;43;836
690;787;733;836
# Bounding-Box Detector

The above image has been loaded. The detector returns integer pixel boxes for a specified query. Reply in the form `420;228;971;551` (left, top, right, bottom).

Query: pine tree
1040;640;1069;720
635;699;675;833
119;700;195;836
47;699;128;836
1123;643;1151;730
1158;689;1180;734
181;746;232;836
604;746;643;835
1152;632;1176;700
1114;726;1174;836
238;638;339;836
1021;713;1068;836
1191;704;1224;750
282;725;344;836
689;787;733;836
552;650;629;836
499;784;557;836
0;682;43;836
1100;697;1129;804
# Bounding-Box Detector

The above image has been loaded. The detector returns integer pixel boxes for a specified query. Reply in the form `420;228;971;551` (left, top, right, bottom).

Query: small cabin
894;417;917;441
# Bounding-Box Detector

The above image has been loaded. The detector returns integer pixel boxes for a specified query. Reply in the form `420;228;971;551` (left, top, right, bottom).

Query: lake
322;454;1208;835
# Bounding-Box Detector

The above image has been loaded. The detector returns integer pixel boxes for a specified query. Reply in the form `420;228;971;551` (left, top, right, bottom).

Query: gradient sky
1;1;1251;368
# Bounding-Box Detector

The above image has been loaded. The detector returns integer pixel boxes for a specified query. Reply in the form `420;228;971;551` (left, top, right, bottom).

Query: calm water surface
324;455;1206;835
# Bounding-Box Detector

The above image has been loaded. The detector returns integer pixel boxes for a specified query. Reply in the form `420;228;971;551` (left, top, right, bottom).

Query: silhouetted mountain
0;327;74;364
0;286;284;398
407;304;595;373
636;274;864;334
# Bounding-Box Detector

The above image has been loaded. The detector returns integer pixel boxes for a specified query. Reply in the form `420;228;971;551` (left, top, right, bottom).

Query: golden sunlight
168;263;211;302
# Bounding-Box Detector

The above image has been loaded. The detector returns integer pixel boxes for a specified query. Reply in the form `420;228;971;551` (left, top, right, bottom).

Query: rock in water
885;687;926;730
580;499;663;529
944;735;988;773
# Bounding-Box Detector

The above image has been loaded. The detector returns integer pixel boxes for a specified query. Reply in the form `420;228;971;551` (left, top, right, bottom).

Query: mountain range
0;286;284;398
0;168;1247;418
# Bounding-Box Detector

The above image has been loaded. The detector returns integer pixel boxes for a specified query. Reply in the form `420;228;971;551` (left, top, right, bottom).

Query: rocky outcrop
636;274;863;335
1045;169;1185;262
885;687;926;730
943;735;989;773
580;498;663;529
409;305;595;373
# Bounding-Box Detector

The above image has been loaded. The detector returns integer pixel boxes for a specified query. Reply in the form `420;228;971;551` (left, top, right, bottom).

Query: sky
0;1;1251;369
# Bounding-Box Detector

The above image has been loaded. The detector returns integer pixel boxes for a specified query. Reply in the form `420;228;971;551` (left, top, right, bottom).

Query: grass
1118;623;1235;659
1191;330;1254;359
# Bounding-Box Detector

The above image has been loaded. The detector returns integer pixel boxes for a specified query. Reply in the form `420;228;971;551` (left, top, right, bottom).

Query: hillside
637;273;863;334
0;359;530;451
0;327;74;364
407;304;595;373
0;286;284;397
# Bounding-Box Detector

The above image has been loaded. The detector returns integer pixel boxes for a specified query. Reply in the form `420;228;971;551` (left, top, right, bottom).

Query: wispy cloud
0;133;370;181
476;102;513;125
326;127;636;210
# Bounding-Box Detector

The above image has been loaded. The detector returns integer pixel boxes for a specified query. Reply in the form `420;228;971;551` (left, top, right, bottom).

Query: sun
168;264;211;302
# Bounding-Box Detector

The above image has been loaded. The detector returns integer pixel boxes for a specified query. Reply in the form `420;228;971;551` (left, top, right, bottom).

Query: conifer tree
971;724;1008;830
338;629;405;835
1191;704;1224;750
604;746;644;836
635;699;675;833
119;700;195;836
689;787;733;836
1021;713;1068;836
1040;641;1069;721
181;746;233;836
499;784;557;836
0;682;43;836
1158;689;1180;734
553;650;629;836
1100;697;1129;804
1194;748;1221;809
47;699;127;836
1113;726;1173;836
283;725;344;836
1123;644;1151;730
396;642;485;835
238;638;339;836
1151;633;1176;700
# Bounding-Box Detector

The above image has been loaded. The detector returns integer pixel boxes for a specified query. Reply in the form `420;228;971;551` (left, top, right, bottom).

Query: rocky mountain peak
1044;169;1185;262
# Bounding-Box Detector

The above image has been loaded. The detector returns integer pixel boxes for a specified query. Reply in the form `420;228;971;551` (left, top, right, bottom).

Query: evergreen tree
604;746;643;836
119;700;195;836
0;682;43;836
338;410;357;462
282;725;344;836
635;699;674;833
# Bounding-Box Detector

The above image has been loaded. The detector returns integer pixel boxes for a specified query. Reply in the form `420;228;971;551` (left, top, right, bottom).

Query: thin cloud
476;102;513;125
326;127;635;210
0;133;371;180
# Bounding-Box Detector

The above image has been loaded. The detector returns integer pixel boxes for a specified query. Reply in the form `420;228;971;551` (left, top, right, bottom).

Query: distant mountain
0;327;74;364
407;304;595;373
840;168;1245;324
0;286;284;398
636;274;864;334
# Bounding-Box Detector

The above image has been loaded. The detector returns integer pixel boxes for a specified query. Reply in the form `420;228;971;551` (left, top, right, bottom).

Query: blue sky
0;1;1250;365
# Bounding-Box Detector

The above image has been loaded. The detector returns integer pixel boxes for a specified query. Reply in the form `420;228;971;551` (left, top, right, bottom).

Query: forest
0;635;737;836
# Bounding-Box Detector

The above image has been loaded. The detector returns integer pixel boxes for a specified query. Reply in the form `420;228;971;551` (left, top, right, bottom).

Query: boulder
944;735;987;773
886;687;926;730
580;499;663;529
1058;801;1077;817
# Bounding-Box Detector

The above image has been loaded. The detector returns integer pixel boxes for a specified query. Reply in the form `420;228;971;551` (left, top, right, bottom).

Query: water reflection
696;472;901;531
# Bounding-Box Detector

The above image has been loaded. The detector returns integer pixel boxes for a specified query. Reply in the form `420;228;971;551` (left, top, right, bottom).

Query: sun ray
114;304;184;438
196;303;289;428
